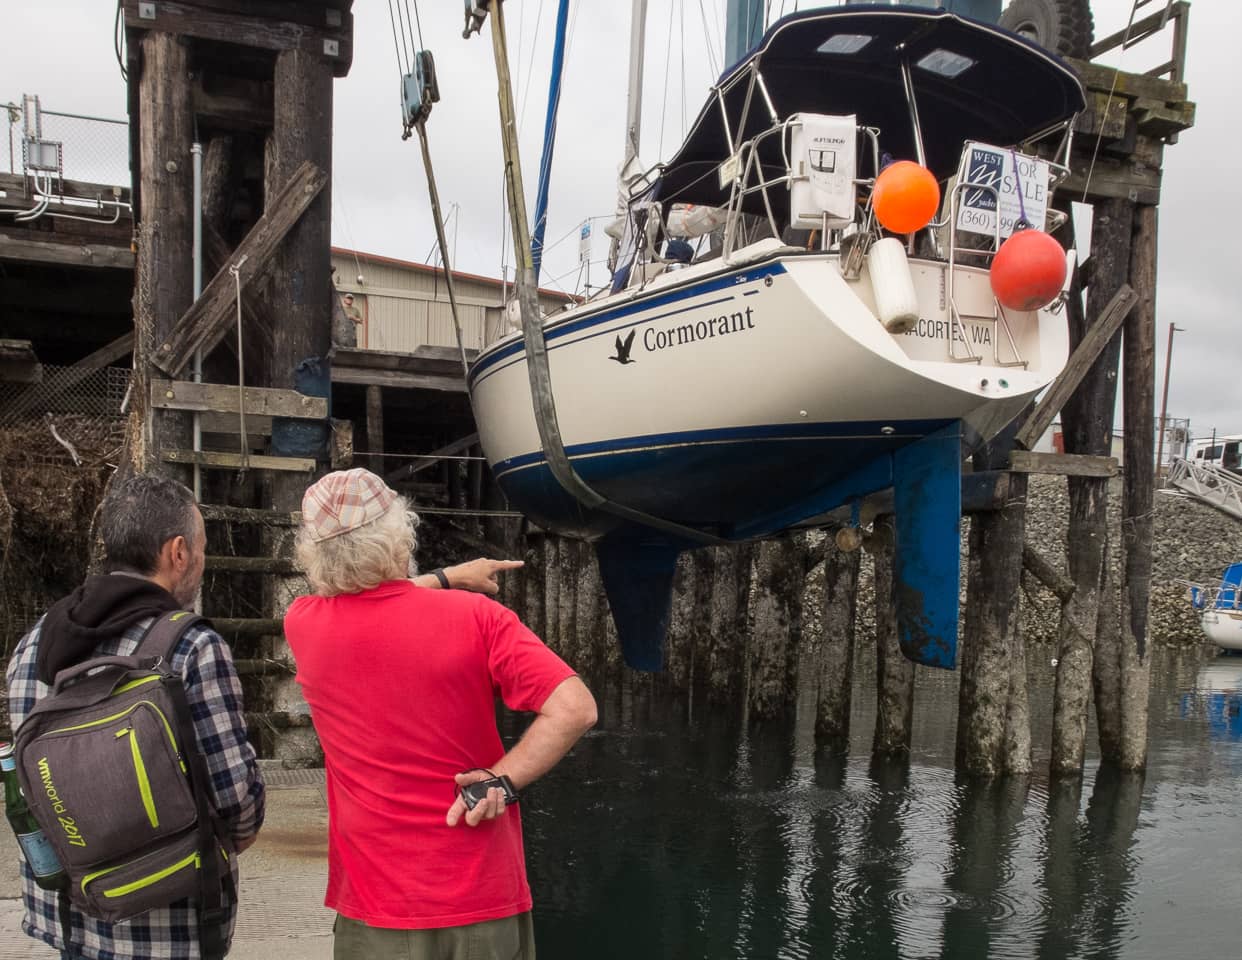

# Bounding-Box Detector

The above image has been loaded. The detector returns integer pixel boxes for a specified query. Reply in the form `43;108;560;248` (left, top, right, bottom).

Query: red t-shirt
283;579;577;929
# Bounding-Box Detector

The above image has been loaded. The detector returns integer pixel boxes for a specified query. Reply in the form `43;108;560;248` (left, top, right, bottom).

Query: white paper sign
956;143;1049;239
578;221;592;263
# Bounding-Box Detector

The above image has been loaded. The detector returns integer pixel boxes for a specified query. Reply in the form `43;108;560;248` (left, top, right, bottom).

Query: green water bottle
0;742;67;891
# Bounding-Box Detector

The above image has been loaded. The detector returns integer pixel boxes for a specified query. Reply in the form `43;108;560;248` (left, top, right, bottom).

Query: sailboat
469;5;1085;672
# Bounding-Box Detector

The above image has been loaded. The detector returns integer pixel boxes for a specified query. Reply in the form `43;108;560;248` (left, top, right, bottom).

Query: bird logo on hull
609;330;637;364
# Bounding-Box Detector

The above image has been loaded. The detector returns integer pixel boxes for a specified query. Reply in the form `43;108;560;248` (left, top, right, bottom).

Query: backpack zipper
47;700;184;770
82;850;200;899
115;728;158;829
112;675;162;696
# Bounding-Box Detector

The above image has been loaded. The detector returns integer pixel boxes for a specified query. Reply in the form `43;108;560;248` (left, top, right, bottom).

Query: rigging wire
680;0;688;136
658;0;677;157
697;0;721;77
1081;16;1138;204
394;0;413;73
406;0;425;51
518;0;549;135
386;0;409;77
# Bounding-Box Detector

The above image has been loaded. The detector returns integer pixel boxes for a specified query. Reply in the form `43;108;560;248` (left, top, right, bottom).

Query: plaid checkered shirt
6;614;266;960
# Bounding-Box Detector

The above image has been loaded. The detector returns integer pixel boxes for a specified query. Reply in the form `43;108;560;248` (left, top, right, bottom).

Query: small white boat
1187;563;1242;651
472;7;1085;670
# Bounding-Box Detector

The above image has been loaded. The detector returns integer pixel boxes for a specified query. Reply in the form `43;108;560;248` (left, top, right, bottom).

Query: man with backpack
5;474;265;960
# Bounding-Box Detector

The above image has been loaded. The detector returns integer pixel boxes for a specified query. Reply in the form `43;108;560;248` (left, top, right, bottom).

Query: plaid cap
301;468;397;542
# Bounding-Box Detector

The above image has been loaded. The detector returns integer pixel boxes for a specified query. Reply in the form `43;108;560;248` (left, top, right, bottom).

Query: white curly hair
295;497;420;596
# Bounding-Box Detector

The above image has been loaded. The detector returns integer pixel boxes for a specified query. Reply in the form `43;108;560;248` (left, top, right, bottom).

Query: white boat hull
468;243;1068;539
1203;609;1242;651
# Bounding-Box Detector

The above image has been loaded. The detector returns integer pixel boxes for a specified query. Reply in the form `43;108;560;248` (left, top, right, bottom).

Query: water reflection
1185;656;1242;742
512;651;1239;960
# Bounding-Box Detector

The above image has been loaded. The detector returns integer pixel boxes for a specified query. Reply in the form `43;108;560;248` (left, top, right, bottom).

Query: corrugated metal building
331;247;576;353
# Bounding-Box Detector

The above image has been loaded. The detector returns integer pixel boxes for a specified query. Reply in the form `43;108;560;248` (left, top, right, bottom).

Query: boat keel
595;534;682;672
892;423;962;670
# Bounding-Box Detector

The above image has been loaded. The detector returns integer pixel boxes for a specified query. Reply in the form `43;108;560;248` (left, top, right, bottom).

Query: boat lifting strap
413;119;470;381
479;0;728;548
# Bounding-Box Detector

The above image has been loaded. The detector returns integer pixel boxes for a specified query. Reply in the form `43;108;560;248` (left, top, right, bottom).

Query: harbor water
515;647;1241;960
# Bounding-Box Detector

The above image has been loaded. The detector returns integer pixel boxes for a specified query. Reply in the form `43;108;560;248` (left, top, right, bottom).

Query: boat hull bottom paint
562;423;965;672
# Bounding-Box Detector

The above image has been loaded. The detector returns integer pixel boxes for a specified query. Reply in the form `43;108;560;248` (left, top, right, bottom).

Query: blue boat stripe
470;292;737;392
468;260;787;386
491;420;932;479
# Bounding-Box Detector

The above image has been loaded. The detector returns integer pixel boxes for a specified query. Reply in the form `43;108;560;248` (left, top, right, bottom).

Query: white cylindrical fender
867;237;920;333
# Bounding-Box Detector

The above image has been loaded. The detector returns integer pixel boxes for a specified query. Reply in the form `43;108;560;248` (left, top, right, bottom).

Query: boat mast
623;0;647;169
530;0;572;281
607;0;648;273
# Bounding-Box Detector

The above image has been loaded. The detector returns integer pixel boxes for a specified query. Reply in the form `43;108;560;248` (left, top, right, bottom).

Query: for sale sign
956;143;1049;240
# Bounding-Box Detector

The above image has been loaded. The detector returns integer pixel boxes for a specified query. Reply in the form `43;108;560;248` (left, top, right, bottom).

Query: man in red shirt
284;468;596;959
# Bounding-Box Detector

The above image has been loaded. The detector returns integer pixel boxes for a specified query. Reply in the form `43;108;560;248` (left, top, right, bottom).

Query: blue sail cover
655;5;1086;221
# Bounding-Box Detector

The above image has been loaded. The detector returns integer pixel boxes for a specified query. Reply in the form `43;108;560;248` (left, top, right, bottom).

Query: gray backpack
13;611;233;959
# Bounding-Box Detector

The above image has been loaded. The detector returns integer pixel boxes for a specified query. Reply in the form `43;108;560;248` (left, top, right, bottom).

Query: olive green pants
333;911;535;960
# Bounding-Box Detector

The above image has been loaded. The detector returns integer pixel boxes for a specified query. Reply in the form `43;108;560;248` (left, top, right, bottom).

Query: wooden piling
1051;198;1133;777
959;418;1033;778
542;535;562;651
263;44;335;765
706;543;753;701
747;535;806;720
958;470;1031;777
522;531;547;639
1116;204;1159;770
872;518;913;756
814;542;859;745
135;32;194;479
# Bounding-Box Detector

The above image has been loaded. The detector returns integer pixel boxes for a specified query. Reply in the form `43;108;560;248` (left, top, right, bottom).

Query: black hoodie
36;573;181;685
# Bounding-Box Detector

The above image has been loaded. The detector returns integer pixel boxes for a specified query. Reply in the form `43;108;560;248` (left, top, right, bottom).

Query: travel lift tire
999;0;1095;60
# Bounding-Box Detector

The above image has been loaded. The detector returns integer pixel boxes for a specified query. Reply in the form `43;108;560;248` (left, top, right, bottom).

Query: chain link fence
0;365;129;656
4;95;129;188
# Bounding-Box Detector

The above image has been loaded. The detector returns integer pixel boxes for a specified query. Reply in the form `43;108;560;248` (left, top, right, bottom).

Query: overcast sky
3;1;1236;438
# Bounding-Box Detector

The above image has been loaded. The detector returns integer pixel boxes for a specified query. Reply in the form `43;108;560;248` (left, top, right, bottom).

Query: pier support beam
1052;198;1133;777
135;32;194;481
1114;204;1158;770
872;518;913;756
747;535;806;721
263;44;335;765
815;542;859;747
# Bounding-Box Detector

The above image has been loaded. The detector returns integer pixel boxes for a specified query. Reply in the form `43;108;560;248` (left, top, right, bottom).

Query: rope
386;0;408;77
1009;148;1031;230
1081;10;1140;203
228;256;250;473
406;0;425;51
394;0;414;74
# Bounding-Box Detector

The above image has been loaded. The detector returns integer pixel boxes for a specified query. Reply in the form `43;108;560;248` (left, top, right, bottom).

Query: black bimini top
654;5;1086;220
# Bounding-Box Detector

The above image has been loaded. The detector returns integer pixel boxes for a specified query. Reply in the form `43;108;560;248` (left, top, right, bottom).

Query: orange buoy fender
989;227;1067;311
872;161;940;234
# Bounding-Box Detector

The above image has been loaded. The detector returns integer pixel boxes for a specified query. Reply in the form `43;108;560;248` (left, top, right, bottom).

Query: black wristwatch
430;567;450;589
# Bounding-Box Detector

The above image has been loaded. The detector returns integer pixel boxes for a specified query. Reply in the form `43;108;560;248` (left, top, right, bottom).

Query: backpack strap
135;610;210;662
162;673;232;960
138;610;232;960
